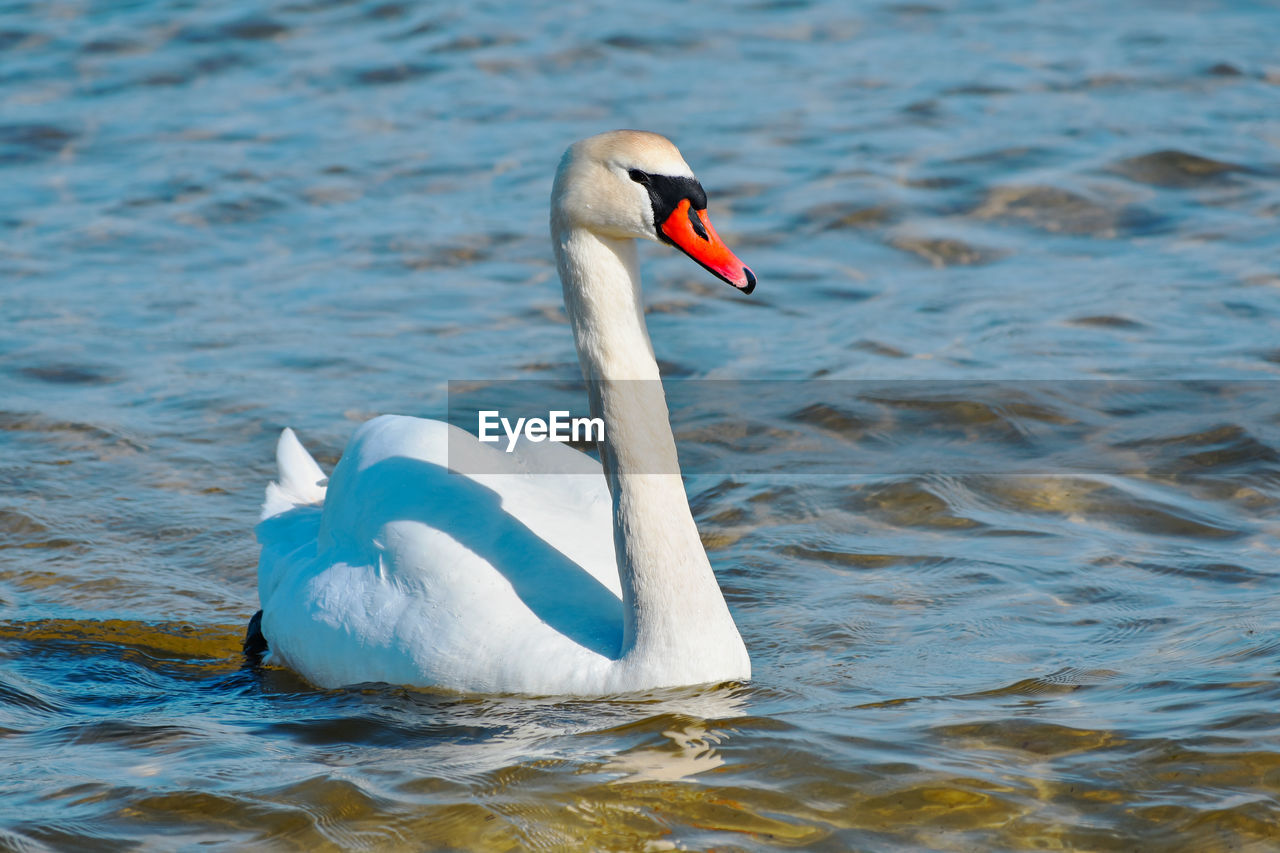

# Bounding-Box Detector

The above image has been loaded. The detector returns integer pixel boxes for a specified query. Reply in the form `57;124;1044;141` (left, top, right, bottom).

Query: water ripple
1;0;1278;848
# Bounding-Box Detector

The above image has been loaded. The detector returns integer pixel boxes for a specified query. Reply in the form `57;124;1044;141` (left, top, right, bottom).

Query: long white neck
552;224;748;682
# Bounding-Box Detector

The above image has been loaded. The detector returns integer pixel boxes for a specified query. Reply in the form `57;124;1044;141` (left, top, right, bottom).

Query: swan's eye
628;169;651;185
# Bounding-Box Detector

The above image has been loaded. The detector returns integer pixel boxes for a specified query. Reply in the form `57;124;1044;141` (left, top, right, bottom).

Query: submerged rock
1111;149;1249;187
971;184;1162;237
887;234;1004;267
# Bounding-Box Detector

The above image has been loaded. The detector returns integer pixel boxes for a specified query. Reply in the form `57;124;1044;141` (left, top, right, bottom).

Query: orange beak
659;199;756;294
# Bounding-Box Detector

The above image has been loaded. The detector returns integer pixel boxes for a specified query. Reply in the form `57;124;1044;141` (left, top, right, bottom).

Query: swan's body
254;131;755;695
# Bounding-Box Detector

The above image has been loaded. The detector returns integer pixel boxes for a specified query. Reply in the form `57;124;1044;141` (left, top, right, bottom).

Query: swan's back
256;416;624;692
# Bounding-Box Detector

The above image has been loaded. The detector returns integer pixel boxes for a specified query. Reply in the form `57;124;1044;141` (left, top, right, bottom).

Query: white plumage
254;131;755;695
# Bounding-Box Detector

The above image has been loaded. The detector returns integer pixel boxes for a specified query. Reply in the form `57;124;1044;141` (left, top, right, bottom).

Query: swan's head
552;130;756;294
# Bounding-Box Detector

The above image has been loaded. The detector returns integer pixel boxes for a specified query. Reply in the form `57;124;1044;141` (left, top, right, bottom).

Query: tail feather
262;427;327;520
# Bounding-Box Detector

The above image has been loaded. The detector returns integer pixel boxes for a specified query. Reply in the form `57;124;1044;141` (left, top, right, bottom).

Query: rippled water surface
4;0;1280;849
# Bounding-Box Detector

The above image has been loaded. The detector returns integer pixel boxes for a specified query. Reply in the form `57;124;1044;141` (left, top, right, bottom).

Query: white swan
252;130;755;695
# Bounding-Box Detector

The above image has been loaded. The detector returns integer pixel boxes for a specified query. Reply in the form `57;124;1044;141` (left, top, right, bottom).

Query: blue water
2;0;1279;849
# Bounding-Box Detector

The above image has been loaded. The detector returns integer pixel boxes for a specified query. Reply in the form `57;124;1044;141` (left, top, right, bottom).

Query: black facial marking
629;168;708;239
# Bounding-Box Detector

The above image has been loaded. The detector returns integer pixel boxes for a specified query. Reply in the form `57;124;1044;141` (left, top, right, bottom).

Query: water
3;0;1279;848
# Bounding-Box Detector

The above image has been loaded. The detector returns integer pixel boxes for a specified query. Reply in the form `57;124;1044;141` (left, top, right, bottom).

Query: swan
251;130;755;695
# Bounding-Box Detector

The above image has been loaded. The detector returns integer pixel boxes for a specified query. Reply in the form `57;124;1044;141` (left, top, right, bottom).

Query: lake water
3;0;1280;849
